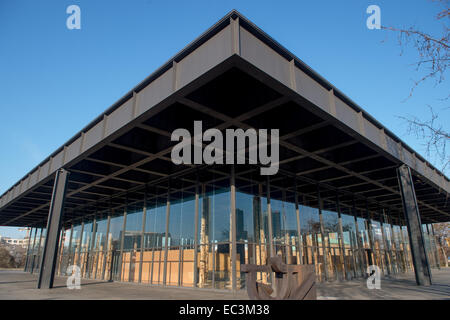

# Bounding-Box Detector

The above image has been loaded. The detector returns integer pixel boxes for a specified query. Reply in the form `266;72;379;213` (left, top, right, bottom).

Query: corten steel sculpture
241;256;317;300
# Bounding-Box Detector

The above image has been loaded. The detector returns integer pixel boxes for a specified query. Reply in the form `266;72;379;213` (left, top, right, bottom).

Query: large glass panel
108;213;124;281
93;216;108;279
299;201;320;277
384;219;398;274
341;211;358;278
370;218;385;274
34;228;45;273
166;181;197;287
80;221;93;278
122;203;143;282
210;186;231;289
422;224;435;268
357;215;372;269
142;191;166;285
321;199;339;282
71;224;82;267
25;228;36;272
197;171;231;290
235;171;260;290
271;193;298;265
58;227;72;275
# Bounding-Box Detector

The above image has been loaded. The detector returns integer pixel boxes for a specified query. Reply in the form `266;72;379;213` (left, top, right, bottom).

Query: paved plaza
0;268;448;300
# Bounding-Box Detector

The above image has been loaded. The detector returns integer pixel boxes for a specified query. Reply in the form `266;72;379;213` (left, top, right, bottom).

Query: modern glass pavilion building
1;11;448;292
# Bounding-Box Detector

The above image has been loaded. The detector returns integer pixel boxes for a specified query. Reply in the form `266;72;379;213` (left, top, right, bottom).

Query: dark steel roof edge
1;9;448;200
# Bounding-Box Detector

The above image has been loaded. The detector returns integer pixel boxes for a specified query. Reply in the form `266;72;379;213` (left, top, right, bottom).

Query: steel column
397;165;432;286
37;168;69;289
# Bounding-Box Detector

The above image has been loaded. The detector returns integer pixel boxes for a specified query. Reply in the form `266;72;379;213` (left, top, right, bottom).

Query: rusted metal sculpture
241;256;317;300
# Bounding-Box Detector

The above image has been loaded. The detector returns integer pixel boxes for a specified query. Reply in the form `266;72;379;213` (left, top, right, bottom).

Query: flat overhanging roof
0;10;449;228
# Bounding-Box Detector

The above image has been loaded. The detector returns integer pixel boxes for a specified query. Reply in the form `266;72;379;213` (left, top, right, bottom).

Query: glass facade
24;227;46;274
40;167;440;290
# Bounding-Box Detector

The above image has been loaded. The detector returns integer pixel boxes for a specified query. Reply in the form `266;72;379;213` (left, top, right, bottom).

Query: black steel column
37;168;69;289
397;164;432;286
24;227;33;272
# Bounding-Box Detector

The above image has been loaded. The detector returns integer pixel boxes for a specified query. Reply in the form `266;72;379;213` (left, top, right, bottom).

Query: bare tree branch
383;0;449;173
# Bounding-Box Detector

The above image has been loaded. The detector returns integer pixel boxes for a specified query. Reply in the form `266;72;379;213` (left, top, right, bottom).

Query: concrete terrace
0;268;449;300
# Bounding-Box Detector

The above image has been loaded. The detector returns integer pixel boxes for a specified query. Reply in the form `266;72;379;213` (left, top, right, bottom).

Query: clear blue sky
0;0;448;238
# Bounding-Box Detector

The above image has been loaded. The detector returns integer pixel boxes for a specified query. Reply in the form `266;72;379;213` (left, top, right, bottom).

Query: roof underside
0;11;449;228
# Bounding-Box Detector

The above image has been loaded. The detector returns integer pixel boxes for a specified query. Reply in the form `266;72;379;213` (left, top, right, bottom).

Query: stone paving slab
0;269;449;300
316;268;450;300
